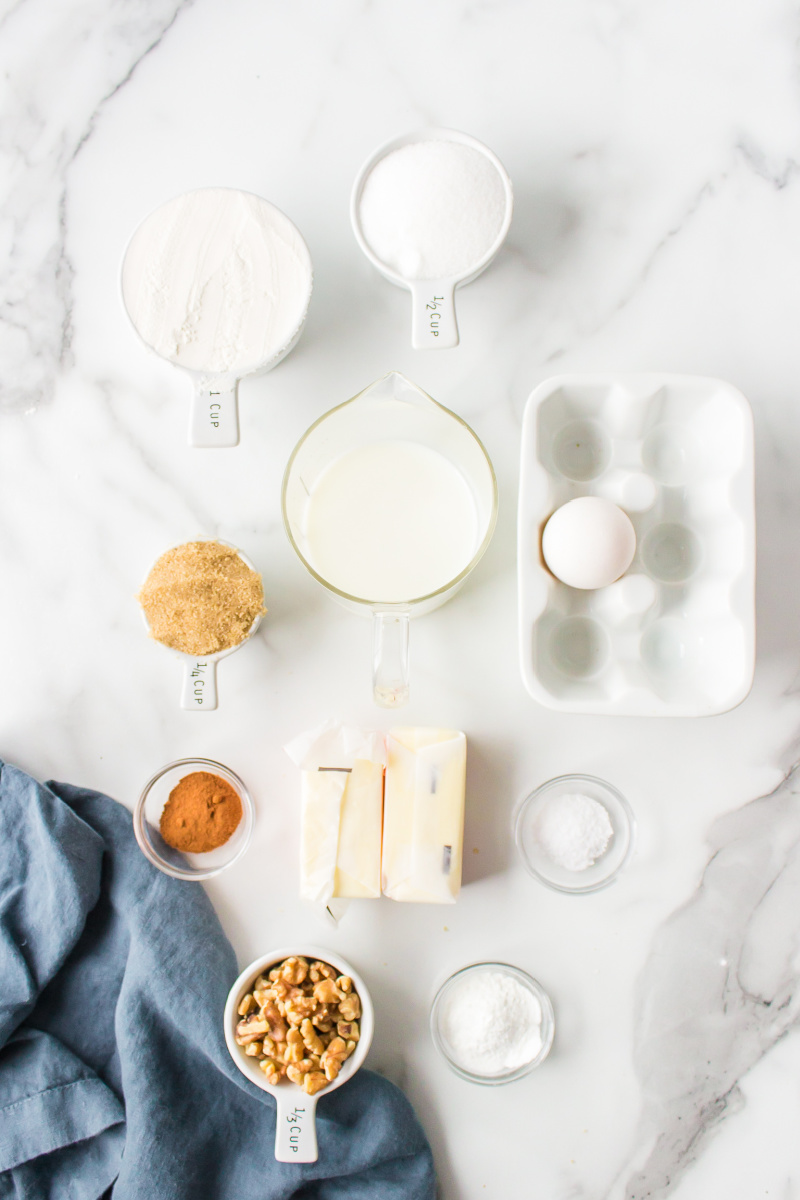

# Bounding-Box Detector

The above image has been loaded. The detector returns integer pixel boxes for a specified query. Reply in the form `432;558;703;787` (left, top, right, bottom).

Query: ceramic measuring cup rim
139;537;264;661
280;373;499;607
350;127;514;287
224;946;374;1096
120;186;314;379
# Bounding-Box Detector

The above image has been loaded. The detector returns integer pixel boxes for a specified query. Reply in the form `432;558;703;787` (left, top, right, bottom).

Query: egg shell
541;497;636;590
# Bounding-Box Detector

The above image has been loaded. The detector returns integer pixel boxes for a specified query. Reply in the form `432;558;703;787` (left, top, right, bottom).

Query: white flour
122;188;312;376
358;140;507;280
440;970;543;1074
533;792;613;871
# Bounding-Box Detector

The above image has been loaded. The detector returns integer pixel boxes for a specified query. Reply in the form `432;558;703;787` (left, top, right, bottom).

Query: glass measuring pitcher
282;372;498;706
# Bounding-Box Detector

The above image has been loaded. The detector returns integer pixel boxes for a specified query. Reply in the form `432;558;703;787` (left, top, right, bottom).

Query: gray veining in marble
0;0;190;412
625;763;800;1199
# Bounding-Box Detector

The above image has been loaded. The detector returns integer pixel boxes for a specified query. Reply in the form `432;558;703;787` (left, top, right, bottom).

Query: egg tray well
517;374;755;716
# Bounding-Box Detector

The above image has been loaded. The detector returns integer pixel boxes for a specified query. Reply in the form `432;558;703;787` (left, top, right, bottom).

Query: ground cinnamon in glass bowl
134;758;254;880
159;771;242;853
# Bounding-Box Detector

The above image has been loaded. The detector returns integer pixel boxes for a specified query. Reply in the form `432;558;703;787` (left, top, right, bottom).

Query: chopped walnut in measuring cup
235;956;361;1096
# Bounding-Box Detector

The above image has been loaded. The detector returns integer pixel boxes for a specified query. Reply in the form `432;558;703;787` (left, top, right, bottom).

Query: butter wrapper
285;720;385;904
382;727;466;903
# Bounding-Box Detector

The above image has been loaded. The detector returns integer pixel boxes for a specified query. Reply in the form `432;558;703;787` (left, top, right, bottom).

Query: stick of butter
333;758;384;898
299;761;384;902
286;721;385;904
382;728;466;903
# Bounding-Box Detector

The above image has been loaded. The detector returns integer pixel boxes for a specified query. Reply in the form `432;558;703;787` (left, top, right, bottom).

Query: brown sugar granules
160;771;243;853
139;540;266;657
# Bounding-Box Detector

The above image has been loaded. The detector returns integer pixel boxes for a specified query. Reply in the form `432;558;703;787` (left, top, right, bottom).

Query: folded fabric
0;760;436;1199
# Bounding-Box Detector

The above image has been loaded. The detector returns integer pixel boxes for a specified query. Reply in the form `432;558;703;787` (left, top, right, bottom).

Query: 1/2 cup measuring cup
121;188;313;447
351;129;513;349
282;372;498;706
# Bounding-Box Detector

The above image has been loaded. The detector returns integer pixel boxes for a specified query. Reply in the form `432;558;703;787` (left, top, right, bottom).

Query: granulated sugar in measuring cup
122;188;312;447
138;539;265;710
351;130;512;349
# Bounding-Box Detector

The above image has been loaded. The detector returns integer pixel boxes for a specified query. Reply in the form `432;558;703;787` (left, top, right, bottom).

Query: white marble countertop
3;2;800;1196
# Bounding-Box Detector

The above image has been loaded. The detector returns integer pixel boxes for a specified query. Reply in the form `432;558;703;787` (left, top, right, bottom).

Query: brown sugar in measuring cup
159;771;242;853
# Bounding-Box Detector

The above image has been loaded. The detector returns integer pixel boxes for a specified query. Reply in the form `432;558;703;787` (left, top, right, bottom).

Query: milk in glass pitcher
282;372;497;706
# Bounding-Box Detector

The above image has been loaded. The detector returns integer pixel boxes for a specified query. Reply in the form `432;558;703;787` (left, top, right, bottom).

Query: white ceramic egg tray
518;375;755;716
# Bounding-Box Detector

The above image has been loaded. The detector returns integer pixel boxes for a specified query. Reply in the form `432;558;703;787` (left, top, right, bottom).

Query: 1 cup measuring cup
121;187;313;447
282;372;497;706
351;129;513;349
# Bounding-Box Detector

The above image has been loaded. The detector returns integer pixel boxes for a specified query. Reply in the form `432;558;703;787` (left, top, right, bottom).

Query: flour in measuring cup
122;188;312;375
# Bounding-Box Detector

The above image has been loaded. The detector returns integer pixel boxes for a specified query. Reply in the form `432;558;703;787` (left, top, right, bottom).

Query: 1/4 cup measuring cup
140;540;264;710
282;372;497;706
121;188;313;447
351;129;513;349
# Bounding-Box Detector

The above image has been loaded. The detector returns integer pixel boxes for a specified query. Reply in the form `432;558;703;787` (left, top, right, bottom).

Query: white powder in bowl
122;188;312;376
439;970;543;1075
533;792;614;872
358;140;507;281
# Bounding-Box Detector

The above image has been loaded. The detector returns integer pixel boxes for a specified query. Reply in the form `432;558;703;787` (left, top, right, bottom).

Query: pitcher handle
372;611;410;707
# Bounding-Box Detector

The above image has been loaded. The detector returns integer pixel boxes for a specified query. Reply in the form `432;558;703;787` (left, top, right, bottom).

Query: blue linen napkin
0;760;436;1199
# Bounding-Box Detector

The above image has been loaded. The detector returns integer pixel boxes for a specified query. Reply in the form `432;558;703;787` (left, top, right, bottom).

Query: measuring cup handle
180;658;218;710
189;377;240;447
274;1091;319;1162
409;281;459;350
373;611;410;707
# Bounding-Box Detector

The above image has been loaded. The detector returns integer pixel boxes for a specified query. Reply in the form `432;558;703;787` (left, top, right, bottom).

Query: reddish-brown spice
159;771;242;853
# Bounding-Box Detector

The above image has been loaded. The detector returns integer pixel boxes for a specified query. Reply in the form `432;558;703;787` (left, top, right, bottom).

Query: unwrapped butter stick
286;721;385;904
382;728;466;903
333;758;383;898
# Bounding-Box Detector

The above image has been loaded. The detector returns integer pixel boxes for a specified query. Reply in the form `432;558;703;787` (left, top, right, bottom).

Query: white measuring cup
140;541;263;710
351;129;513;349
224;947;374;1163
121;188;313;447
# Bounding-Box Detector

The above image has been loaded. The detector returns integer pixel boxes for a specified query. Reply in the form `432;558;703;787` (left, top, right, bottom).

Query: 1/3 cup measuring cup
224;946;374;1163
351;129;513;349
121;188;313;447
282;372;498;706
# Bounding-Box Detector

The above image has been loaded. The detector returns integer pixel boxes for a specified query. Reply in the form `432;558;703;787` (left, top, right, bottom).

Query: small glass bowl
430;962;555;1085
515;773;635;894
134;757;254;880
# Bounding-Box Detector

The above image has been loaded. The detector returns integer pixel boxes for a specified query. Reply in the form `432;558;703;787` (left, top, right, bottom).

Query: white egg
542;497;636;590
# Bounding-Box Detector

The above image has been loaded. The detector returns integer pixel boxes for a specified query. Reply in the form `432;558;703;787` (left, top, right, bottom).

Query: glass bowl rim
514;772;636;895
430;961;555;1085
134;757;254;881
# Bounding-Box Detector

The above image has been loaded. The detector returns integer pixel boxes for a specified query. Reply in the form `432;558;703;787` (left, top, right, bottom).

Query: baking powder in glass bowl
431;963;554;1084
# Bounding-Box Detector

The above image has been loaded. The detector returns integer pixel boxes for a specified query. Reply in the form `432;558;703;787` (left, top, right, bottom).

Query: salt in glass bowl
134;757;254;880
514;773;635;894
430;962;555;1085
